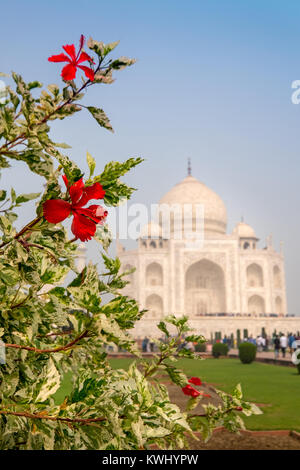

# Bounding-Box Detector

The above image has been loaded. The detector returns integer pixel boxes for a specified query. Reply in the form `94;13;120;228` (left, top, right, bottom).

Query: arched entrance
145;294;163;319
273;266;282;289
248;295;265;315
185;259;226;316
146;262;163;286
247;263;264;287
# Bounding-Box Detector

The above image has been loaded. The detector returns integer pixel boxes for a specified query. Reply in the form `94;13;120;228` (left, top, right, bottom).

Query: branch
0;409;107;426
188;407;242;420
143;336;182;378
0;58;104;154
0;216;42;249
144;352;168;378
5;330;89;354
18;239;58;263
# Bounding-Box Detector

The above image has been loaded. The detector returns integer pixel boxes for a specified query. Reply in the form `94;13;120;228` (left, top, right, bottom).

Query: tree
0;35;260;450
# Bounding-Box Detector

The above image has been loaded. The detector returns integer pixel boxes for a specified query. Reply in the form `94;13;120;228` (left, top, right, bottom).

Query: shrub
212;342;229;358
195;342;206;352
239;342;257;364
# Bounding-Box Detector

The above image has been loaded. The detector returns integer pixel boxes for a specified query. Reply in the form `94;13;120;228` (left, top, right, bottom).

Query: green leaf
165;366;188;387
87;106;114;132
0;214;14;235
52;142;72;149
10;188;16;203
86;151;96;177
8;149;54;178
87;38;119;58
16;192;40;204
110;57;136;70
102;41;120;56
50;149;82;183
232;383;243;400
0;263;19;286
186;396;201;411
248;403;263;415
157;321;170;338
0;190;6;202
28;81;42;90
93;157;143;206
35;358;61;403
94;224;112;251
185;334;206;344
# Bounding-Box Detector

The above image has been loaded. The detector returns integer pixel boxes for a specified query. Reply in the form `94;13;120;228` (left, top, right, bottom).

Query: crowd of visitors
140;332;300;359
241;332;300;359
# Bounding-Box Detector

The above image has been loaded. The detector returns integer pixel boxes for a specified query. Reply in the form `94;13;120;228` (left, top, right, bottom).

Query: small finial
187;158;191;176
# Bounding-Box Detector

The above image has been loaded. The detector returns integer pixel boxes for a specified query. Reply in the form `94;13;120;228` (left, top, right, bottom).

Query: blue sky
1;0;300;313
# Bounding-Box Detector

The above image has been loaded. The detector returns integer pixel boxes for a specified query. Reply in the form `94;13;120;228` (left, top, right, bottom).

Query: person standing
142;337;149;353
288;333;295;356
274;335;280;359
256;336;263;352
280;334;288;358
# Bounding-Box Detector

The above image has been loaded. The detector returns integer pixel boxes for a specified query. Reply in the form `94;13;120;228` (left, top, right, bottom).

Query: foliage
212;343;229;358
238;343;257;364
194;342;206;353
0;35;259;450
107;358;300;431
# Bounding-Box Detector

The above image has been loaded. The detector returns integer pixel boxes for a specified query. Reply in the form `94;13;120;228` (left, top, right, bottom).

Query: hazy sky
1;0;300;313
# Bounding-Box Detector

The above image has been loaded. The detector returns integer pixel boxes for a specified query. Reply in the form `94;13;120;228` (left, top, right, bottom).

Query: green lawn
54;358;300;431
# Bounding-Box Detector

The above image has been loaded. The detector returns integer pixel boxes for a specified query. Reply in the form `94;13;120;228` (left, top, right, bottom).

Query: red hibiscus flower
43;175;107;242
188;377;202;386
48;35;95;81
182;385;201;398
182;383;211;398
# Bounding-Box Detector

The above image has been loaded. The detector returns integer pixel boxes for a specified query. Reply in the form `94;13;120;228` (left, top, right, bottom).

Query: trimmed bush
212;342;229;358
239;342;257;364
195;342;207;352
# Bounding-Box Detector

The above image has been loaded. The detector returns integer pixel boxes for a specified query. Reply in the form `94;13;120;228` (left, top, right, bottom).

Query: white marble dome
139;221;162;239
158;175;227;235
233;222;257;239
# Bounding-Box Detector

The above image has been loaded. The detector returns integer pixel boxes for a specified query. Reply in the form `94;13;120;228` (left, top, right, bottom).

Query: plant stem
5;330;89;354
0;216;42;249
0;409;107;426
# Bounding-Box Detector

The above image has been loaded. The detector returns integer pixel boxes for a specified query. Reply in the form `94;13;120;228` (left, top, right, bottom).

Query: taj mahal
116;166;300;339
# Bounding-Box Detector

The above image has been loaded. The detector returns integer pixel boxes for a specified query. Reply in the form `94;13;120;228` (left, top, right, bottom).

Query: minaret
187;157;192;176
280;240;284;255
267;234;273;250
